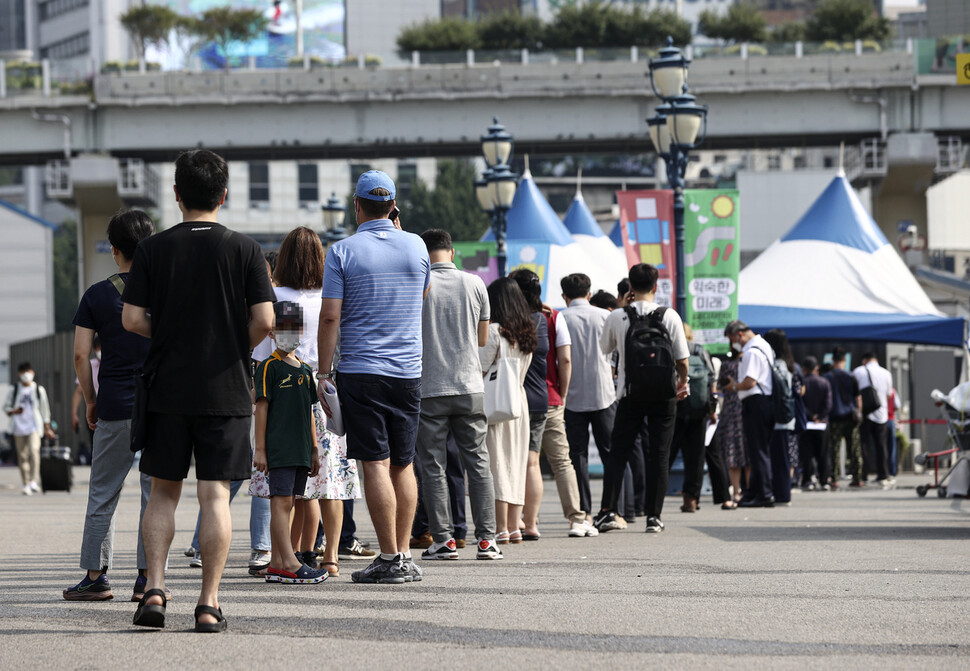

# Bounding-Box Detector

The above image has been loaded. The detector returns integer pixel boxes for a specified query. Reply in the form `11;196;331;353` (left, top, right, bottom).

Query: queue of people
57;152;901;634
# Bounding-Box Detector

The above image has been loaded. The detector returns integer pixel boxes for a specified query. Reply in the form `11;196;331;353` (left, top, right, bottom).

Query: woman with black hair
764;328;801;505
508;269;549;541
480;278;537;544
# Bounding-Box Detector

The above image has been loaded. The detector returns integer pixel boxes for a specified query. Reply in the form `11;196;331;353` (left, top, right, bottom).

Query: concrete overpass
1;51;967;163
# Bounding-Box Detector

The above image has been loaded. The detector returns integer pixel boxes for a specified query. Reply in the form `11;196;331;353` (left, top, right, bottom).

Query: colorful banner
683;189;740;355
616;190;676;309
453;241;498;286
507;241;552;297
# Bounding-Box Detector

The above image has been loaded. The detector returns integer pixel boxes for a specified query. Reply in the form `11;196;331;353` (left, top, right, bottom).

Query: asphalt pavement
1;464;969;669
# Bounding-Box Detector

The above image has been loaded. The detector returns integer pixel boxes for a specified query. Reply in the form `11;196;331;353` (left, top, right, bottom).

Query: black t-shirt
72;273;151;421
524;312;550;414
123;222;276;416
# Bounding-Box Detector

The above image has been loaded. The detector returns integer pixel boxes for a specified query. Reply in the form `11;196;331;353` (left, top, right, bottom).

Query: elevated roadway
1;52;967;163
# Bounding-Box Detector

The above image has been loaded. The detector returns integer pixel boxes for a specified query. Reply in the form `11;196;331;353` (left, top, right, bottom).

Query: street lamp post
321;191;347;244
479;118;518;278
647;38;708;318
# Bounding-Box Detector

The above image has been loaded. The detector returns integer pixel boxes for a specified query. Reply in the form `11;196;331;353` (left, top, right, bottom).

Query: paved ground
1;464;969;669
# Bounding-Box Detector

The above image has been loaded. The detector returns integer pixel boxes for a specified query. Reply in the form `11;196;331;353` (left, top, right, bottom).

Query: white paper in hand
321;380;345;436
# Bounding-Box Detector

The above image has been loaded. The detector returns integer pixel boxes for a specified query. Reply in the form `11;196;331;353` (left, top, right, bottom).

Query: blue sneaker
63;574;113;601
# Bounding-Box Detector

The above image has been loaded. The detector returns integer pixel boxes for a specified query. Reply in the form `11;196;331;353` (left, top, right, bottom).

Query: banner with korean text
616;190;677;310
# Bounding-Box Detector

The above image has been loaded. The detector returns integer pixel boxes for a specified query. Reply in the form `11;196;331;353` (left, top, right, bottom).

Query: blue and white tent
608;219;624;247
483;172;619;306
739;175;965;346
563;192;628;294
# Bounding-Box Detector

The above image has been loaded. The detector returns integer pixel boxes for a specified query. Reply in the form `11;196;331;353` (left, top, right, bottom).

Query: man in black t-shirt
123;150;275;633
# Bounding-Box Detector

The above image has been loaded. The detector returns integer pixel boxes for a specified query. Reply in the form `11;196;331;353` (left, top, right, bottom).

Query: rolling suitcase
40;443;73;493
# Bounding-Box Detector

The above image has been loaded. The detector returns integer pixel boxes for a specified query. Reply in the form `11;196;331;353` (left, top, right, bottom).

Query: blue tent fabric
609;220;623;246
563;195;603;238
740;306;966;347
482;176;574;246
780;176;886;253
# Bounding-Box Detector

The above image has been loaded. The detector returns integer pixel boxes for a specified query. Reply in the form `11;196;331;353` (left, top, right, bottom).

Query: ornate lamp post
479;118;518;277
321;191;348;244
647;38;708;317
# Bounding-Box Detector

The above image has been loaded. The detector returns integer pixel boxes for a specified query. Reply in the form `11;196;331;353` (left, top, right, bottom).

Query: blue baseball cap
354;170;396;201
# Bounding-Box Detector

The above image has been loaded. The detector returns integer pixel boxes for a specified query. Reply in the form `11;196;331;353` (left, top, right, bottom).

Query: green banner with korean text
683;189;740;355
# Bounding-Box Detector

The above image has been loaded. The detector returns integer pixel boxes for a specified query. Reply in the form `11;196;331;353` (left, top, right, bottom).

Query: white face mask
20;372;34;384
274;330;302;353
731;340;742;353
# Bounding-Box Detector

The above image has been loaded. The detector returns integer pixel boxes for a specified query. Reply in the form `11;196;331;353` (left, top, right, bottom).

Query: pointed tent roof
482;173;574;246
563;193;604;238
739;175;965;346
608;220;623;246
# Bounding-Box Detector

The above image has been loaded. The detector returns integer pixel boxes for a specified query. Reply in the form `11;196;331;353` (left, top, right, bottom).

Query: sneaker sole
351;575;406;584
645;527;664;533
598;522;623;532
248;565;269;576
476;553;504;560
63;590;113;601
420;553;459;560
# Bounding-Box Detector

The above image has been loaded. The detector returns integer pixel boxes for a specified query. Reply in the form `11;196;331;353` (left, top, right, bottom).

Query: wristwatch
320;372;335;380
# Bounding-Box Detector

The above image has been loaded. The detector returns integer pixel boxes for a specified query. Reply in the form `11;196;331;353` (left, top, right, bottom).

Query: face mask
274;330;302;353
20;372;34;384
731;341;742;353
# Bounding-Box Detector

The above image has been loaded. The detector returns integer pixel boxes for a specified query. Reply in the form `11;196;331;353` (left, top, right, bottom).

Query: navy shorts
268;466;309;498
140;413;251;481
338;373;420;467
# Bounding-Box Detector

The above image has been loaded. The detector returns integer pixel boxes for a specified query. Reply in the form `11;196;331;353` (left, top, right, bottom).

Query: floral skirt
249;403;359;500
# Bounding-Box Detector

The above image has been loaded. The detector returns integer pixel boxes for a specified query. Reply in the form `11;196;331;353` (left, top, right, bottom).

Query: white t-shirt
11;385;37;436
252;286;323;371
554;311;571;348
738;335;774;401
853;361;893;424
600;301;689;401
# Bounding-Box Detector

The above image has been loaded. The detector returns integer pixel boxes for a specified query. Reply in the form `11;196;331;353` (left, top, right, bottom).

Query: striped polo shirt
322;219;431;379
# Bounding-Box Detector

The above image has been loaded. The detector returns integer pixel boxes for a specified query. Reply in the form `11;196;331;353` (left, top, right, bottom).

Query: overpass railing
0;38;923;102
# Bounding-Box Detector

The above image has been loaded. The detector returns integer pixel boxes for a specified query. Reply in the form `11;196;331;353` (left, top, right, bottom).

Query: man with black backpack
824;347;863;489
594;264;689;533
722;320;777;508
668;324;732;512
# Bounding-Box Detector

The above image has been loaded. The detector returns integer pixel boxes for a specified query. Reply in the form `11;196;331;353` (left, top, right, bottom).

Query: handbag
129;368;153;452
860;366;881;417
483;336;522;425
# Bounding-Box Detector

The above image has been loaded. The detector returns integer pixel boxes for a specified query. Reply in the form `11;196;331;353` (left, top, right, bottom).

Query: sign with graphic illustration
453;241;498;286
683;189;740;355
507;241;552;296
616;190;677;310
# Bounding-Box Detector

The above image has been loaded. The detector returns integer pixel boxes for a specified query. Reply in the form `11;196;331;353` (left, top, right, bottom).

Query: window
396;163;418;201
350;163;371;188
38;0;88;21
823;156;835;169
249;162;269;205
39;31;89;59
793;155;806;169
767;155;781;170
297;163;318;204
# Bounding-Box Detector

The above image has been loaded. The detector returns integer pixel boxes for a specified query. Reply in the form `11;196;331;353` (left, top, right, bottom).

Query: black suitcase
40;444;73;493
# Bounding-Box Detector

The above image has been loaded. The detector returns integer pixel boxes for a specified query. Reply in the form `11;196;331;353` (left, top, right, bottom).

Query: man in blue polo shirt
317;170;431;585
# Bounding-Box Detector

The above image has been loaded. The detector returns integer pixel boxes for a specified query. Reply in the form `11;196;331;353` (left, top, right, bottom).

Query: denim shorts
268;466;309;498
338;373;421;467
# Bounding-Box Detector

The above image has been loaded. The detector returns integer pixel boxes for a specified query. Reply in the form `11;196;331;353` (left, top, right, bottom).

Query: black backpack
751;346;795;425
623;306;677;401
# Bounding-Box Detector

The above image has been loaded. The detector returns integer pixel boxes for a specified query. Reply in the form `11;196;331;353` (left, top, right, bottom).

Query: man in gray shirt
559;273;617;521
415;230;501;561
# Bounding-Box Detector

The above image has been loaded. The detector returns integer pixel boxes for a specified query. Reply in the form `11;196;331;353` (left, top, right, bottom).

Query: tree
770;21;807;44
119;5;180;61
699;3;768;44
53;219;78;333
193;7;268;70
397;160;491;242
544;4;690;49
397;17;480;53
805;0;892;43
477;12;544;50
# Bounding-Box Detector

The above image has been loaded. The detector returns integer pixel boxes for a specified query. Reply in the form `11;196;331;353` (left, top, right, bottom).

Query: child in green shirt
254;301;327;585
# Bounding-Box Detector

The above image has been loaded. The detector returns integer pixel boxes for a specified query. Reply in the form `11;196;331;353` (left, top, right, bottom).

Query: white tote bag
484;336;522;425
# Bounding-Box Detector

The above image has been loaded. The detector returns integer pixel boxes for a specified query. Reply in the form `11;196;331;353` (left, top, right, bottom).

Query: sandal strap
141;588;168;606
194;604;224;621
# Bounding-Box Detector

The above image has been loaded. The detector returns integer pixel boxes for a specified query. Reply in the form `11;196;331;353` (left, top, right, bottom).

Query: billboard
146;1;346;70
616;190;676;310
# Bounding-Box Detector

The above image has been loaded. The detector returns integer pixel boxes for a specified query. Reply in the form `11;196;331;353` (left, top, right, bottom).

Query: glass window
298;163;318;204
350;163;370;188
396;163;417;201
249;162;269;203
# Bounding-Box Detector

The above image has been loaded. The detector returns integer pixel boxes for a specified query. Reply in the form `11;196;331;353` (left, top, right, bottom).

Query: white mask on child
274;330;302;353
20;372;34;384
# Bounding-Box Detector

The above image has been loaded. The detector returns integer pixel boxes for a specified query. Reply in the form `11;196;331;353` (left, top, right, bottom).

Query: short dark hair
174;150;228;212
861;351;877;362
264;250;278;273
832;346;847;364
617;278;630;296
107;209;155;261
356;189;394;219
803;355;819;372
275;226;325;291
421;229;452;253
590;290;618;311
628;263;659;293
724;320;750;337
17;362;32;373
509;268;543;312
560;273;591;299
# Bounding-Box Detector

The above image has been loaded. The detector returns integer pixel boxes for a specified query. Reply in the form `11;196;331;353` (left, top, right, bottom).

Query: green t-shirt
255;352;318;469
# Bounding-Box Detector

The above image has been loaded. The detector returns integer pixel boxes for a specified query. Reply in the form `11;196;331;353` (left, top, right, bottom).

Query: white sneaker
569;520;599;537
22;484;32;496
421;539;459;560
189;549;202;568
29;481;40;492
881;477;897;490
476;539;504;560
